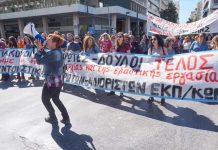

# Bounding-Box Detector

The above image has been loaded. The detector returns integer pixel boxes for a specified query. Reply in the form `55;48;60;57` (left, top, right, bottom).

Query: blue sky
179;0;201;23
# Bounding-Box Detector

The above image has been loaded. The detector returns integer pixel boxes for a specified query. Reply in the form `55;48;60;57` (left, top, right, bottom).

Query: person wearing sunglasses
67;34;82;53
148;34;167;105
107;32;130;97
98;33;112;53
190;33;209;52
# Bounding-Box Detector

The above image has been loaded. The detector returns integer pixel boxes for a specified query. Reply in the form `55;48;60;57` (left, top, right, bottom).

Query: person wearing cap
34;34;70;124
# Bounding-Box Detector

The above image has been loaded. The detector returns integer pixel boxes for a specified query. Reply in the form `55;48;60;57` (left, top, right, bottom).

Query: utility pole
108;6;111;34
136;5;139;37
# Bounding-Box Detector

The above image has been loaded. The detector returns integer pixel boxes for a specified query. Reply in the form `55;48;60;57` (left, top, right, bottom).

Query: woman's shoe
161;98;165;105
60;118;71;124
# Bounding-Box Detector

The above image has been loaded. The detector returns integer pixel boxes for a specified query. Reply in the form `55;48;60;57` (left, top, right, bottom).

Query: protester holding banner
7;36;19;80
140;34;149;54
67;34;82;53
182;36;192;53
148;34;167;57
34;34;70;124
206;34;213;50
83;36;99;54
23;36;37;80
190;33;209;52
98;33;112;53
116;32;131;53
172;36;181;54
165;37;176;55
124;33;130;47
0;39;7;81
110;35;116;52
66;33;74;51
148;34;167;104
17;36;25;49
130;35;141;54
107;32;131;97
211;35;218;50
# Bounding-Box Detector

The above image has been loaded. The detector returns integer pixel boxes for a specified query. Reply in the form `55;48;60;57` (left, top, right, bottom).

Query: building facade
148;0;179;22
189;1;203;22
0;0;148;38
202;0;218;17
148;0;160;16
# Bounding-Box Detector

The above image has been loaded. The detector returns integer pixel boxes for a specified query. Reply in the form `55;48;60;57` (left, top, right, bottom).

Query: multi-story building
189;1;203;22
148;0;160;16
159;0;179;22
149;0;179;22
0;0;148;38
202;0;218;17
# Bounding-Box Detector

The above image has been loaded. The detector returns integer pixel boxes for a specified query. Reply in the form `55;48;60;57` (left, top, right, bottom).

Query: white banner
1;48;218;102
0;48;43;75
64;51;218;102
147;9;218;36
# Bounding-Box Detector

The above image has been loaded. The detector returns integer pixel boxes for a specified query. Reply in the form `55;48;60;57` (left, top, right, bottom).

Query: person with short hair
182;36;192;53
190;33;209;52
34;34;70;124
67;35;82;52
165;37;176;55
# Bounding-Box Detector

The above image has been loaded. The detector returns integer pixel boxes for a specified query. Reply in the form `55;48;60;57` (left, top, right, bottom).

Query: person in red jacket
98;33;112;53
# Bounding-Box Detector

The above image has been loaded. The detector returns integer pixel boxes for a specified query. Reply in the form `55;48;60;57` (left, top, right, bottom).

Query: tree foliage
160;2;178;23
186;17;195;23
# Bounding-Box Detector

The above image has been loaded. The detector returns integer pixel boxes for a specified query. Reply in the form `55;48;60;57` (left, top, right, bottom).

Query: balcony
0;0;81;14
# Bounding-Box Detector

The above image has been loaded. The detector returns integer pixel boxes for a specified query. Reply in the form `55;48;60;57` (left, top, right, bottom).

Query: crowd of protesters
1;30;218;103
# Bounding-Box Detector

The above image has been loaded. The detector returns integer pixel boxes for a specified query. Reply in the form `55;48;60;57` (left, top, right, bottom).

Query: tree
186;17;194;23
160;2;178;23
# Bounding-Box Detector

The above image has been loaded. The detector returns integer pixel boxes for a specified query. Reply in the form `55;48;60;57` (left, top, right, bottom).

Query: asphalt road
0;77;218;150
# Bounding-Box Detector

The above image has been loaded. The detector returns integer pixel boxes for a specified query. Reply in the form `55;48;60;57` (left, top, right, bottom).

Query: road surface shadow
1;80;217;132
51;123;96;150
62;85;218;132
0;78;43;89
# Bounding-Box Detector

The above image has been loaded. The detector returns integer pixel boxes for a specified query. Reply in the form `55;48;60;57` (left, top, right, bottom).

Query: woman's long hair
24;36;33;45
116;32;125;47
83;36;97;50
150;34;164;51
8;36;17;48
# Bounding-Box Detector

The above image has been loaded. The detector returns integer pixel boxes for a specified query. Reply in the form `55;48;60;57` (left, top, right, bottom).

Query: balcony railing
0;0;81;14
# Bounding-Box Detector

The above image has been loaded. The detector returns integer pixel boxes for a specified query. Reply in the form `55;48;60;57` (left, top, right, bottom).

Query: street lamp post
108;6;111;34
136;5;139;37
126;11;130;33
